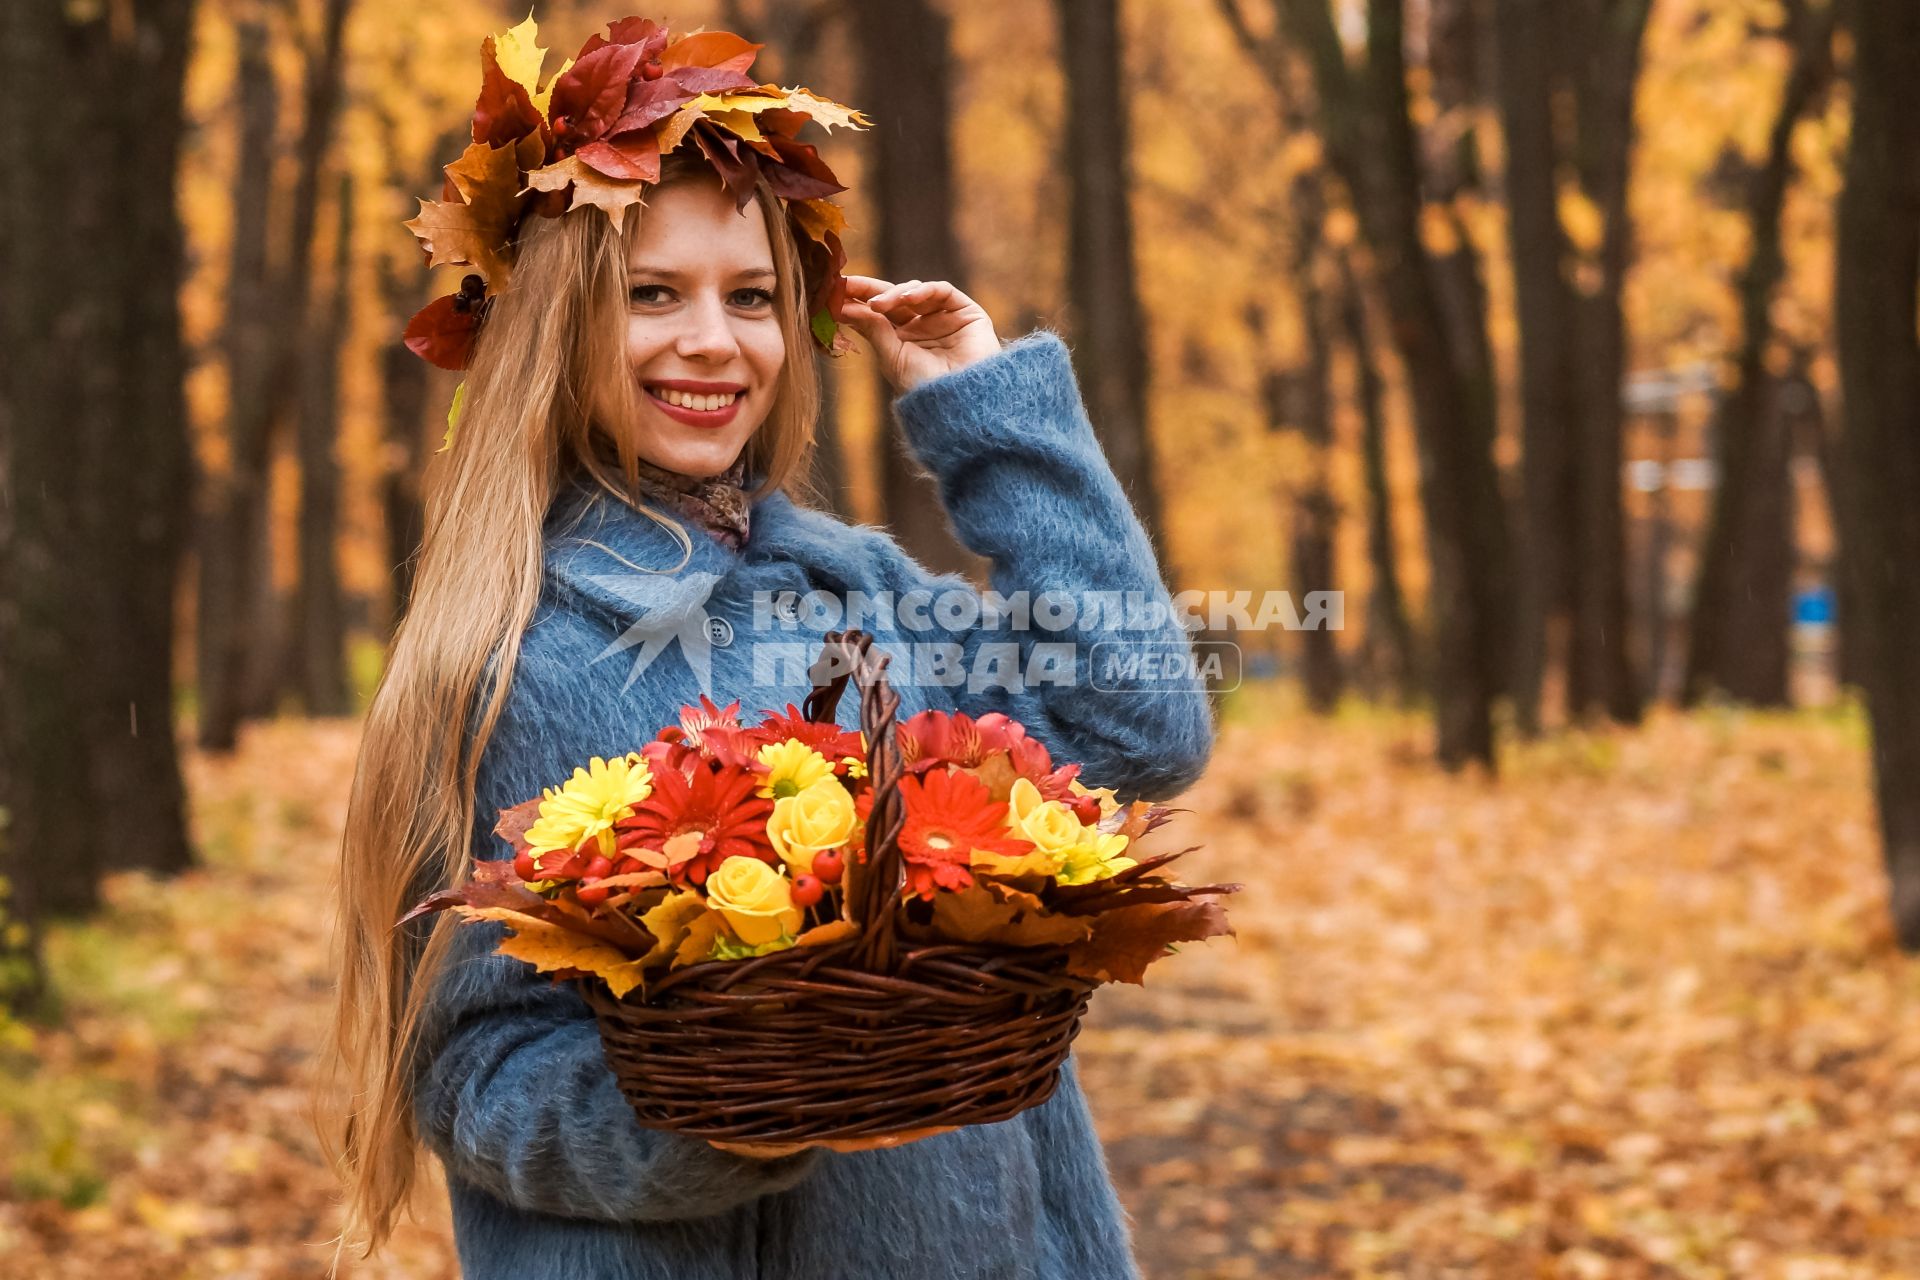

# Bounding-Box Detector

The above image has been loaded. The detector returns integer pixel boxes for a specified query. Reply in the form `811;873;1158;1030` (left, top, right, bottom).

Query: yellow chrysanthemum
841;755;869;779
756;738;834;800
988;776;1136;884
1055;832;1137;885
523;752;654;861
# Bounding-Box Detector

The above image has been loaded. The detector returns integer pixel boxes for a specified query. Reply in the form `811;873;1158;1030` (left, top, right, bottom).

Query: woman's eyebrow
627;265;777;281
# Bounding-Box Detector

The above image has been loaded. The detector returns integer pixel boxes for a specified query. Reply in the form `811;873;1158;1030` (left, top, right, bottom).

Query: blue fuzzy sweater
413;329;1215;1279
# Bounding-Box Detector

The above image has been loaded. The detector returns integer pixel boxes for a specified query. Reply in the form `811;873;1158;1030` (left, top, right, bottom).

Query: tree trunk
198;17;280;749
294;168;353;715
1336;250;1419;706
1262;168;1344;713
850;0;979;575
240;0;351;720
1271;0;1512;768
1055;0;1168;564
1491;0;1579;733
1833;0;1920;949
1;0;197;911
95;0;197;878
1563;0;1651;724
1;0;109;916
1684;0;1834;708
0;0;60;982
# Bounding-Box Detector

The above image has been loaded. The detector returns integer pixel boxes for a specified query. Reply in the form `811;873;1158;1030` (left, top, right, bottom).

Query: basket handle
802;629;904;972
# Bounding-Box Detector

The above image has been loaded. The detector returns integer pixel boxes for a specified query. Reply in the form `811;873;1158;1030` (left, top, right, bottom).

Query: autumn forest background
5;0;1920;1275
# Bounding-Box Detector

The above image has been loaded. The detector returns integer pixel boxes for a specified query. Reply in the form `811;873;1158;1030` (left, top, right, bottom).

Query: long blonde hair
316;150;822;1261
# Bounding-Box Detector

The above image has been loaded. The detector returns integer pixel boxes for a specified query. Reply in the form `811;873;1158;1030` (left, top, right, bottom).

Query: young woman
324;138;1214;1278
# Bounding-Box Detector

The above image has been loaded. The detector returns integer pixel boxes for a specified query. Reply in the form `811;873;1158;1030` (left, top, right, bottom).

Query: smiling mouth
645;385;744;412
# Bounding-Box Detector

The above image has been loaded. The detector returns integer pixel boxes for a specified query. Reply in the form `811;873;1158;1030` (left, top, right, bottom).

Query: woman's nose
677;296;743;361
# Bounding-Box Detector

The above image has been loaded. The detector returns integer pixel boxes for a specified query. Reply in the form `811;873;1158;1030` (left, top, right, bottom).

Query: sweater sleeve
873;327;1215;800
409;643;822;1222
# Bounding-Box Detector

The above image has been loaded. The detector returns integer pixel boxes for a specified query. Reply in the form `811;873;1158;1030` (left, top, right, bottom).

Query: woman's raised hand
834;275;1001;393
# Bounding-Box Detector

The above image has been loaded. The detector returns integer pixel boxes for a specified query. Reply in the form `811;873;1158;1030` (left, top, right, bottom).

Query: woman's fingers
833;293;899;352
844;275;961;320
842;274;896;301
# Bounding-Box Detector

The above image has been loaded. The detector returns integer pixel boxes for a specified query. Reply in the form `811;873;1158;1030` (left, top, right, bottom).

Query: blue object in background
1793;584;1835;627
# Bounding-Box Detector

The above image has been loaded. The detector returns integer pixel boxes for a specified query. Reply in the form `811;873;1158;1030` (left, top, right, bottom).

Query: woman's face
613;177;786;476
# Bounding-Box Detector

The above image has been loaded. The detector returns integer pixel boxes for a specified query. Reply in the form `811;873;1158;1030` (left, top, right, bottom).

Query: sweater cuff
890;327;1083;476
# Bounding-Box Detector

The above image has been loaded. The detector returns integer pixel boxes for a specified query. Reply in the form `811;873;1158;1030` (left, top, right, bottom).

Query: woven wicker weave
580;628;1097;1144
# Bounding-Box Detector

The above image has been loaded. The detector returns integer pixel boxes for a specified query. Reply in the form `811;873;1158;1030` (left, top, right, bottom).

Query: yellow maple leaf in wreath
780;88;874;133
532;57;572;120
490;12;547;99
656;105;704;157
703;109;769;147
454;904;649;999
687;90;789;116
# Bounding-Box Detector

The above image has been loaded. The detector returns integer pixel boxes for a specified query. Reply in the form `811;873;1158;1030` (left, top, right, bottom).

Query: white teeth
651;387;740;412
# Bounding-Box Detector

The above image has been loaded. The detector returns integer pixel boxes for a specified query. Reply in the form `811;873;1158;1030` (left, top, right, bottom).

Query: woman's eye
627;286;774;307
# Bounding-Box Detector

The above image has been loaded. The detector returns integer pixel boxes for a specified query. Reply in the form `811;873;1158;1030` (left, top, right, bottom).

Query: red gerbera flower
614;758;774;886
895;768;1035;900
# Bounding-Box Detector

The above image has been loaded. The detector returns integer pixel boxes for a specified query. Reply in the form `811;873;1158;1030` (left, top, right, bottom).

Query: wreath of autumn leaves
402;13;874;372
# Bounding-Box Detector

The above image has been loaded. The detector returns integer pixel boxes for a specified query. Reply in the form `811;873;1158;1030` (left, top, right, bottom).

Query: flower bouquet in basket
406;629;1239;1157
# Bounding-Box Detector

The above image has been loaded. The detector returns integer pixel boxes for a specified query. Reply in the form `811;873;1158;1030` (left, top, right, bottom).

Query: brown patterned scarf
625;452;753;551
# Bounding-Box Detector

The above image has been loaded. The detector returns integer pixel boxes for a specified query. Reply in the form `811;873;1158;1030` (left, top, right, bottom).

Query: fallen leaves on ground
3;695;1916;1279
1082;693;1917;1279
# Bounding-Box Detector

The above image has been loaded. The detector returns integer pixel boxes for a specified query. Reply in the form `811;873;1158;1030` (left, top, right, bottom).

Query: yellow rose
767;776;855;874
1007;777;1085;854
703;856;801;945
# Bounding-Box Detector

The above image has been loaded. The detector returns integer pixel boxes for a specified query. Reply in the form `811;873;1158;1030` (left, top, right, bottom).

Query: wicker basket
578;628;1097;1145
